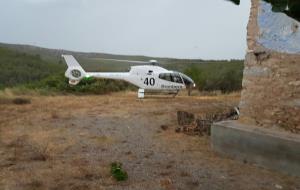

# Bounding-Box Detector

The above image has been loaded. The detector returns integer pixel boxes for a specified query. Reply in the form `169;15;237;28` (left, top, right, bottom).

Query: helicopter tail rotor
62;55;87;85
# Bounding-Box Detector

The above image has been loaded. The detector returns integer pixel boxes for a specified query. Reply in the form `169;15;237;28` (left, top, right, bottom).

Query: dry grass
0;92;299;190
7;136;50;162
0;90;31;105
0;97;12;104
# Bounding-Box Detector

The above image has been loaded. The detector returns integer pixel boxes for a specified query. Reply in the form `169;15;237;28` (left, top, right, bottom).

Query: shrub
22;72;137;95
0;47;64;88
12;97;31;105
184;61;243;93
110;162;128;181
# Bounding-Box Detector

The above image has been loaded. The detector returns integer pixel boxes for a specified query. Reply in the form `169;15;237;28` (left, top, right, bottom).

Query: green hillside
0;47;64;89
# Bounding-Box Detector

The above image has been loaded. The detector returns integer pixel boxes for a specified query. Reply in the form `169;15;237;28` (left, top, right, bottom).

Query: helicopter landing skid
138;89;145;99
137;89;179;99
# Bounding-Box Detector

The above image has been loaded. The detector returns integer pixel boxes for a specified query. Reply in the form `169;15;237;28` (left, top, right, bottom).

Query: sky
0;0;251;59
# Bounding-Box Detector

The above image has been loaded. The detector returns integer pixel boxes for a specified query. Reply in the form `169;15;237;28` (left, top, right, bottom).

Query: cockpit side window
172;73;183;84
159;73;172;82
159;73;183;84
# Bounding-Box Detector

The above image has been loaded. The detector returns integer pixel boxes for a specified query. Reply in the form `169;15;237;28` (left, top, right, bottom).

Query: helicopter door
158;73;184;90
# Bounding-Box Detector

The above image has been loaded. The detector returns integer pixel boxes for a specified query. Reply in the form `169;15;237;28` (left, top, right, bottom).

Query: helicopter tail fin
62;55;86;85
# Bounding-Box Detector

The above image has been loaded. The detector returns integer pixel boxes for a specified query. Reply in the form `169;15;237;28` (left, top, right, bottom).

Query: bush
24;72;137;95
0;47;64;88
184;61;244;93
110;162;128;181
12;97;31;105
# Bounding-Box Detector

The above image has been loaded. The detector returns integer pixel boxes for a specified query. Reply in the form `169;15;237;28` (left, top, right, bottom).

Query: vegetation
110;162;128;181
0;44;244;94
228;0;240;5
0;47;64;89
12;97;31;105
0;46;136;94
25;73;136;95
184;61;244;93
263;0;300;21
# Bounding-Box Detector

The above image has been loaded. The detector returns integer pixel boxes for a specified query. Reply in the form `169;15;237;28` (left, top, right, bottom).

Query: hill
0;47;64;89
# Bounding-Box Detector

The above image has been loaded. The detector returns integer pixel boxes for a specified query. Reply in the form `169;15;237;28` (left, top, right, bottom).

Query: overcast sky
0;0;251;59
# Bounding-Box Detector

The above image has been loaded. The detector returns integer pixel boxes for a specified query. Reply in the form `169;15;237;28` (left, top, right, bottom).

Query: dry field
0;92;299;190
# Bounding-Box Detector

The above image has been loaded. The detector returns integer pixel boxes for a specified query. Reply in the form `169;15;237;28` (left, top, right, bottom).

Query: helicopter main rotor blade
92;58;150;64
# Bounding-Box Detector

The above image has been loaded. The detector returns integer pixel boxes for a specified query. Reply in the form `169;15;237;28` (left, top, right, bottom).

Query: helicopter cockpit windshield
178;72;195;87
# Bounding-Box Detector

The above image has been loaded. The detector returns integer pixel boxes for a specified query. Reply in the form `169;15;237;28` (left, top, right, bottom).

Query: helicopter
62;55;195;98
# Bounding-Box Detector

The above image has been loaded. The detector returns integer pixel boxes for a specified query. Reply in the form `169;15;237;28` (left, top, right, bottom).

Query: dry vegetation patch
6;135;50;162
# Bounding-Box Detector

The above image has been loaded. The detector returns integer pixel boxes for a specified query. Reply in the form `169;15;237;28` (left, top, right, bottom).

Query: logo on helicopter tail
71;69;82;78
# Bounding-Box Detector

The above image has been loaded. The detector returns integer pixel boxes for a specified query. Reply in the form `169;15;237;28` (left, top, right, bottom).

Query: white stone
288;81;300;86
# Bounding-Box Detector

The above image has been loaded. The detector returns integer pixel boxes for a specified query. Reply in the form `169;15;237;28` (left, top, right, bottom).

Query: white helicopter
62;55;195;98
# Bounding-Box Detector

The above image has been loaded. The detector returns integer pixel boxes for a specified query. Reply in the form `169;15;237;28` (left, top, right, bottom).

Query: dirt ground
0;92;299;190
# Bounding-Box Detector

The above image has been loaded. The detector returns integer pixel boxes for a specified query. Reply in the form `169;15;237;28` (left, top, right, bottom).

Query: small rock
177;111;195;125
275;184;283;189
253;49;270;63
175;127;181;133
180;171;190;177
288;81;300;86
160;125;169;131
160;178;172;188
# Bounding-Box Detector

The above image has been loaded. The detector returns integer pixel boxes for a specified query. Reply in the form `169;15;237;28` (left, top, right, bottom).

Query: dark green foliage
0;47;64;88
0;47;136;94
110;162;128;181
263;0;300;21
227;0;240;5
26;73;136;95
184;61;244;93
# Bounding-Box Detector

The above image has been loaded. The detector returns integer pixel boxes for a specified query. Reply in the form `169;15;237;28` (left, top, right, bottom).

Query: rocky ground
0;92;299;190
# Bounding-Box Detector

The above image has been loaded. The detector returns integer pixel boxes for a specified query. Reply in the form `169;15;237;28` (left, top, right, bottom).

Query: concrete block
211;121;300;176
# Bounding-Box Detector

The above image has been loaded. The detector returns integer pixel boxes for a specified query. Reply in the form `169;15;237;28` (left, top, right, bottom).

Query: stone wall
238;0;300;133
